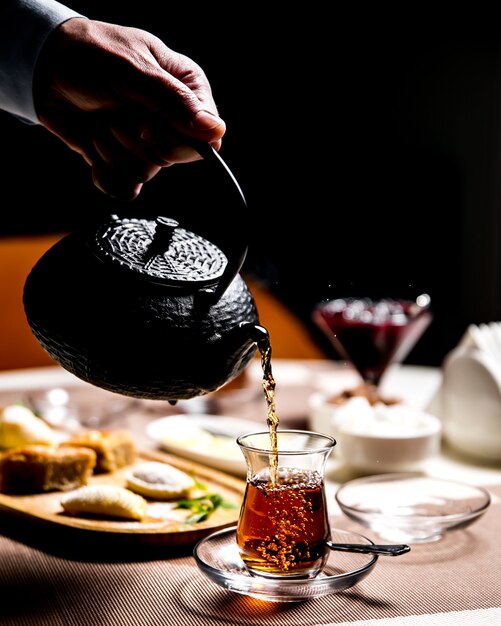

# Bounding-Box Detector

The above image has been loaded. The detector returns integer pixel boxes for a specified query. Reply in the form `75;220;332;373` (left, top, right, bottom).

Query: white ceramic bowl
308;392;442;473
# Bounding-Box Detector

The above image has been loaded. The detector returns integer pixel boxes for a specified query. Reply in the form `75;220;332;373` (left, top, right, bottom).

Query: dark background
2;3;501;366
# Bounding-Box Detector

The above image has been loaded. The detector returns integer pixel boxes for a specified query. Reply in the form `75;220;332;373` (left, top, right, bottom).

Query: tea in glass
236;430;336;579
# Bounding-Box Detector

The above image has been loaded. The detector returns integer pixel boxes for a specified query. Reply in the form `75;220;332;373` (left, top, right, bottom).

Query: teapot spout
230;322;270;353
239;322;270;351
217;323;270;387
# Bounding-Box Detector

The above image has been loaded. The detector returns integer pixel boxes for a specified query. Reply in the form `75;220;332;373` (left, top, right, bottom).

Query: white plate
146;414;261;476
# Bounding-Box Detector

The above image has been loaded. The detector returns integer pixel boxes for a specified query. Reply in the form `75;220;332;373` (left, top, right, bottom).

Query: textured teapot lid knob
154;216;179;244
144;217;179;269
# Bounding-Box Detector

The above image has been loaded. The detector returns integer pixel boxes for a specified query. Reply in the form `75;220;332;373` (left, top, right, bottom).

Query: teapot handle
191;140;249;302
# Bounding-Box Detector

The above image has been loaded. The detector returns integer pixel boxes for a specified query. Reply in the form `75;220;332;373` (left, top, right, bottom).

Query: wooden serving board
0;449;245;547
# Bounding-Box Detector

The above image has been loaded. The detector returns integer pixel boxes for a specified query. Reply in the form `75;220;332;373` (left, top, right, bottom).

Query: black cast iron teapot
23;146;268;402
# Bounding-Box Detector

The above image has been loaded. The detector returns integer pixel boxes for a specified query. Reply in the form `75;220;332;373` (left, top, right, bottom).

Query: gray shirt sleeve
0;0;85;124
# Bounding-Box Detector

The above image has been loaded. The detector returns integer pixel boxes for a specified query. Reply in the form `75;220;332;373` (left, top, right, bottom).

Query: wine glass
312;294;433;389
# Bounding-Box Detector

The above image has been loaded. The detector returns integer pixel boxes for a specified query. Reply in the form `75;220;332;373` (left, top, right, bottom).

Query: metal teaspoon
326;540;411;556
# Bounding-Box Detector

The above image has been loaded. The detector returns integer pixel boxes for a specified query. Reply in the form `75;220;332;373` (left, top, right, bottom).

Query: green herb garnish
176;492;238;524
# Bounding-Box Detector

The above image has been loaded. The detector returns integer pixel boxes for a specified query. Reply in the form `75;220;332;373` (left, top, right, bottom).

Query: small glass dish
193;526;378;603
24;385;136;431
335;473;491;543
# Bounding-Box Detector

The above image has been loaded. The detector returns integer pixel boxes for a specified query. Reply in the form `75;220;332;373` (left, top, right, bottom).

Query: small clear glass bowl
193;526;378;602
335;473;491;543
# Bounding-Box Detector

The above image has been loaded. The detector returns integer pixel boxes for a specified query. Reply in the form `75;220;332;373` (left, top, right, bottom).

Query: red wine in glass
312;295;433;387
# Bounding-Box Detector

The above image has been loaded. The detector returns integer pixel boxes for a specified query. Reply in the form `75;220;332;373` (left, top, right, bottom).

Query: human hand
33;18;226;200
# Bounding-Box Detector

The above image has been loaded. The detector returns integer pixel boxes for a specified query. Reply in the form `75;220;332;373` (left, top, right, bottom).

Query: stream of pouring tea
257;334;279;485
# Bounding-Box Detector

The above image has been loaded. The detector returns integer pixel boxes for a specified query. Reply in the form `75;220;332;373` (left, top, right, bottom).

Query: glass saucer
193;526;378;603
335;473;491;543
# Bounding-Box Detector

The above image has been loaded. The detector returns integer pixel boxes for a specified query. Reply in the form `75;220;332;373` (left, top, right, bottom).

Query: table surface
0;360;500;626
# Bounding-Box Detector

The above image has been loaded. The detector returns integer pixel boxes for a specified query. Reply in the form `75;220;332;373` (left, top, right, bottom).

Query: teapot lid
92;214;227;288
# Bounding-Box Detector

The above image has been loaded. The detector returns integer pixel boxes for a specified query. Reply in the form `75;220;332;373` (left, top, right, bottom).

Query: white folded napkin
428;322;501;462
